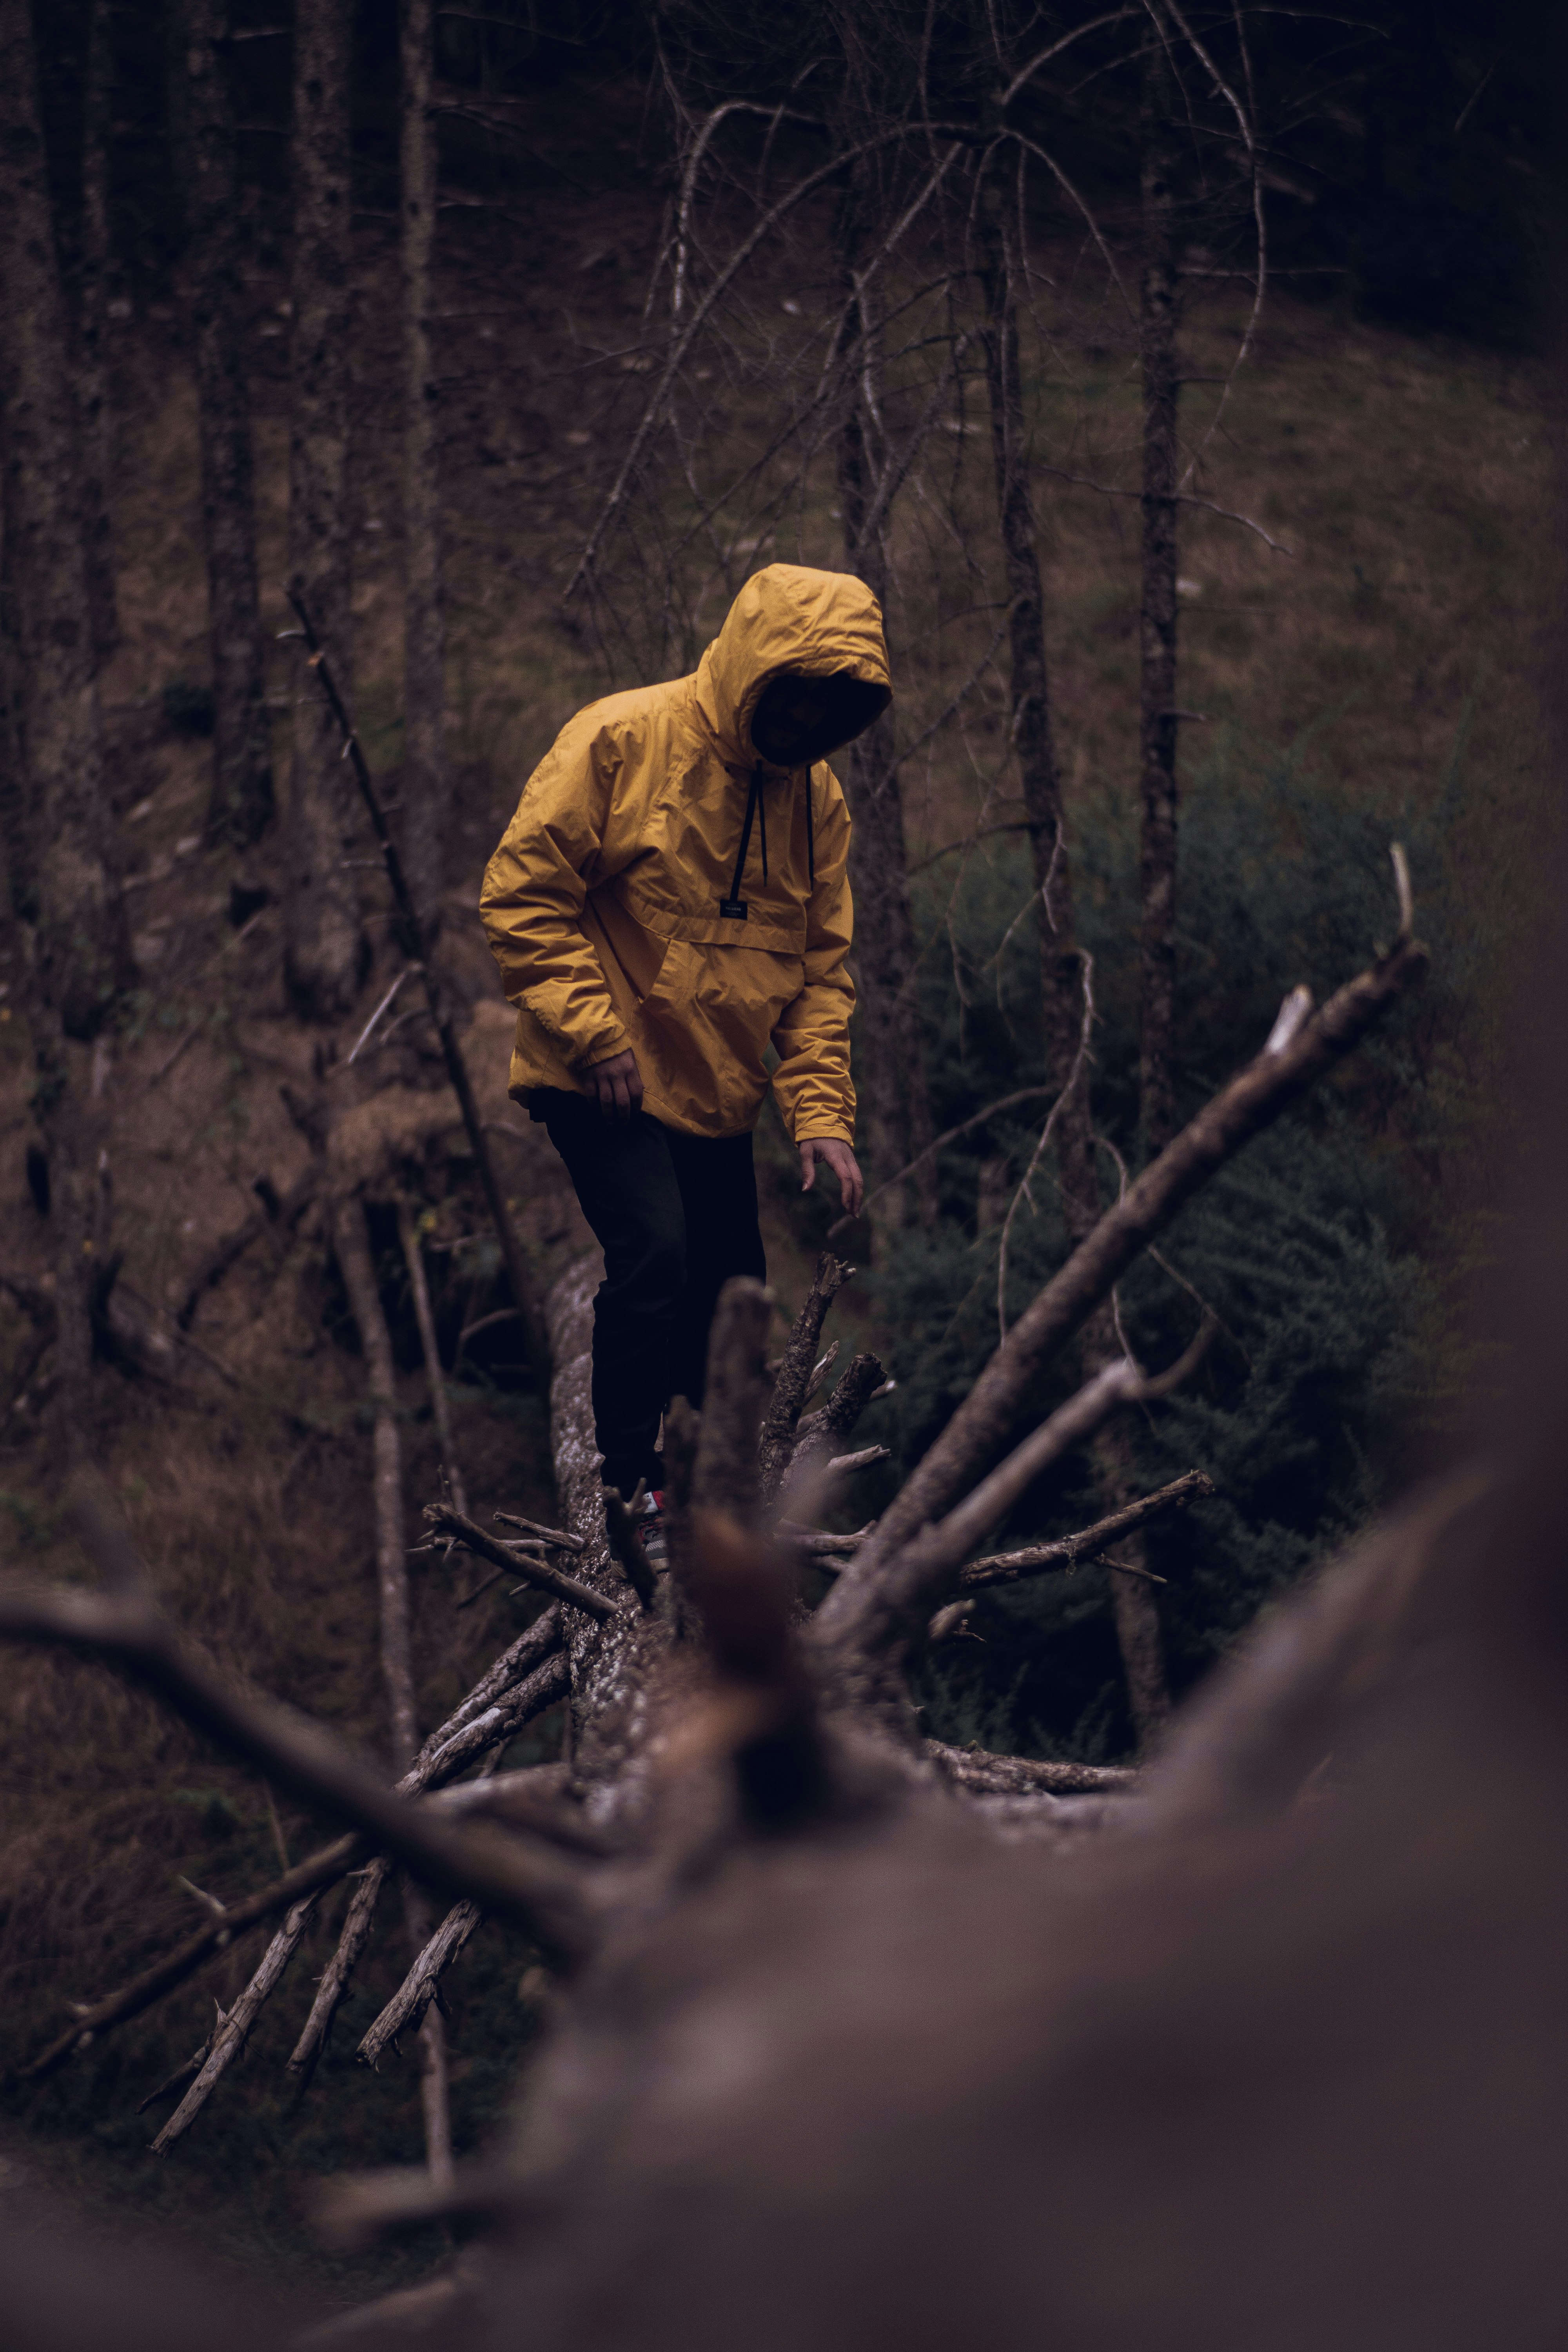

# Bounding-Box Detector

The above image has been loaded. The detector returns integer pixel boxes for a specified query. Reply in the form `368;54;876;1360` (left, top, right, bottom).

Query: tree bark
833;185;933;1225
399;1196;468;1514
1137;15;1182;1156
334;1189;456;2174
284;0;364;1016
0;0;129;1456
178;0;275;848
333;1194;416;1766
399;0;448;942
0;0;130;1042
976;153;1170;1742
78;0;119;660
975;159;1096;1234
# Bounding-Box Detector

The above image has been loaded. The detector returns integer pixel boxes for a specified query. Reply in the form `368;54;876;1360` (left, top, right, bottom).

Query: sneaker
638;1488;668;1569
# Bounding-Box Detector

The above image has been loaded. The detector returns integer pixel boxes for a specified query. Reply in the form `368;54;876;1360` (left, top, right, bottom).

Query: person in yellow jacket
480;563;890;1525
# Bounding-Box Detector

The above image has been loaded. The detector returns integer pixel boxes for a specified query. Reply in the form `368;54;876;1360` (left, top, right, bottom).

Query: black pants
533;1091;767;1496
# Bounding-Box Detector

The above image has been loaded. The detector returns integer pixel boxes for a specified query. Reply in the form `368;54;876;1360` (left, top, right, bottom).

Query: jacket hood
693;564;892;768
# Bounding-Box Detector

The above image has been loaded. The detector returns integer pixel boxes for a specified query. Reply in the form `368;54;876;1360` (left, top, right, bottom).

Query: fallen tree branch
823;1444;891;1479
0;1495;593;1969
150;1892;320;2154
783;1352;888;1501
927;1740;1136;1797
399;1197;466;1515
288;1646;568;2080
759;1253;856;1498
956;1470;1215;1590
426;1503;621;1622
815;1324;1215;1682
16;1831;362;2087
358;1899;482;2070
818;893;1426;1668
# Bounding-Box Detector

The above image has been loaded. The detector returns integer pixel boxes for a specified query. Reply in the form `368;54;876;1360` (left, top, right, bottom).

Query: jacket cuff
571;1020;631;1072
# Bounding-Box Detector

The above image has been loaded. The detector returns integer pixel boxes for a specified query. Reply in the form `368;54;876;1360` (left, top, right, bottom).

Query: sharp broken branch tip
1264;984;1313;1058
1390;842;1414;944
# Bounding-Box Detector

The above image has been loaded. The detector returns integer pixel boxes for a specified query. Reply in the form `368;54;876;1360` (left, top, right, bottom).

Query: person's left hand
799;1137;864;1220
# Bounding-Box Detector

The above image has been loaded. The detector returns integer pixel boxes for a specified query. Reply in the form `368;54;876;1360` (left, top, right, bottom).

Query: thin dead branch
16;1829;362;2087
818;914;1426;1675
149;1893;319;2154
956;1469;1214;1590
426;1504;620;1622
399;1196;467;1515
0;1496;593;1979
494;1510;584;1552
358;1900;482;2070
928;1741;1136;1796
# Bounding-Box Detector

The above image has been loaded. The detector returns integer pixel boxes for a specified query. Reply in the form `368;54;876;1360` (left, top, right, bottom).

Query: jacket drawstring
719;764;812;920
719;766;764;920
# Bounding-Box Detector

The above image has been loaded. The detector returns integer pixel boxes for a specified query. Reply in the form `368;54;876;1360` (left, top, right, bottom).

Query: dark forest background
0;0;1557;2307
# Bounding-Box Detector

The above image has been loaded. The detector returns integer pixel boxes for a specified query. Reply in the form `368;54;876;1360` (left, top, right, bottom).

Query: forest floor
0;73;1552;2308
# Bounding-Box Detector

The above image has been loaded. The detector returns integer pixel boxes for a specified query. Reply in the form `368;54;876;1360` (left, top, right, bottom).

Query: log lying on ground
4;897;1432;2200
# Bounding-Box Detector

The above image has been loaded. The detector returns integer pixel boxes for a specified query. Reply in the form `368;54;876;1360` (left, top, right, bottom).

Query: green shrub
858;709;1485;1760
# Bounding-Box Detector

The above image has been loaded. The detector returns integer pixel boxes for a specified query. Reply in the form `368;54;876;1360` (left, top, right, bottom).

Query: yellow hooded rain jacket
480;564;890;1144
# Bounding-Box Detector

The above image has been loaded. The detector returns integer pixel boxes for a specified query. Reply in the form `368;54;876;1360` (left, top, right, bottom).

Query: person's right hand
585;1046;643;1121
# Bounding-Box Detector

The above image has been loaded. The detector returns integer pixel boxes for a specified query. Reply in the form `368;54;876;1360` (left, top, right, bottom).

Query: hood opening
696;563;893;768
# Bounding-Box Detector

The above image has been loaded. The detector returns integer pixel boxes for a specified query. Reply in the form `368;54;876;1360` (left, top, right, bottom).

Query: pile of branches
0;888;1427;2330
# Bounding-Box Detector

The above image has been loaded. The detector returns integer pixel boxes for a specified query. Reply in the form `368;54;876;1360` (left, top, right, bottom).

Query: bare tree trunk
78;0;118;661
0;0;129;1044
178;0;275;849
977;151;1170;1744
833;192;933;1225
975;162;1095;1231
399;0;448;942
1138;14;1182;1156
0;0;131;1457
283;0;365;1017
334;1194;416;1764
334;1190;456;2175
399;1196;467;1514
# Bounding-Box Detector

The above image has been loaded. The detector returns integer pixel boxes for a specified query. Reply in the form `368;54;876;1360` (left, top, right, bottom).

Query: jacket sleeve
770;766;857;1146
479;717;630;1071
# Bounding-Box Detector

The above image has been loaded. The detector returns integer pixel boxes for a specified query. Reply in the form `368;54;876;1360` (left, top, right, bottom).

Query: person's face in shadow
749;670;889;768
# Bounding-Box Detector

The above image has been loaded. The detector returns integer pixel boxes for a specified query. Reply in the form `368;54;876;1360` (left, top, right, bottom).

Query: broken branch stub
759;1252;856;1498
691;1277;775;1528
675;1507;830;1831
603;1485;659;1610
